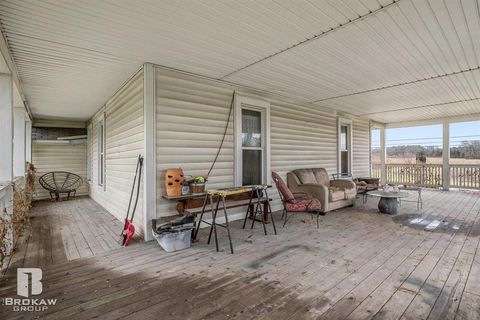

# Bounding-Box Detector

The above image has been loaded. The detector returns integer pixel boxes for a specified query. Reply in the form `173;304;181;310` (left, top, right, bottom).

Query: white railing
450;164;480;190
371;164;381;180
386;164;443;188
372;163;480;190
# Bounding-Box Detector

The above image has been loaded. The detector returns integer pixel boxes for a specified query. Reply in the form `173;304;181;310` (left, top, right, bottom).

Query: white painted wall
155;67;371;218
89;69;145;235
32;142;89;200
13;107;26;177
0;73;13;182
25;119;32;163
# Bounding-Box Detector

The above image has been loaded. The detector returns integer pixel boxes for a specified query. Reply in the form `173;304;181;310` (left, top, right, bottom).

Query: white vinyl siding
352;119;371;178
155;67;364;218
156;69;234;217
270;100;338;209
32;142;89;200
89;69;145;234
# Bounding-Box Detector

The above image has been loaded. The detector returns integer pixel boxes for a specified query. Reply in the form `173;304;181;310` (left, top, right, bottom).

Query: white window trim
337;117;353;176
87;123;92;182
234;95;271;186
97;114;106;189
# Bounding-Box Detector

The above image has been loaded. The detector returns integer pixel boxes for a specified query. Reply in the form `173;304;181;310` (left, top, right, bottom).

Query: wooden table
192;185;277;254
162;190;271;223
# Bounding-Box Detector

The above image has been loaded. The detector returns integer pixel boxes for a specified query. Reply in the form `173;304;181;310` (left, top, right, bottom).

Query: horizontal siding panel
156;69;235;217
155;68;371;217
352;119;371;178
89;69;145;233
32;143;89;200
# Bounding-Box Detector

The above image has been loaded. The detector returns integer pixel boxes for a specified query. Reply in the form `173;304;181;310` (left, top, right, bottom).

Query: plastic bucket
152;227;192;252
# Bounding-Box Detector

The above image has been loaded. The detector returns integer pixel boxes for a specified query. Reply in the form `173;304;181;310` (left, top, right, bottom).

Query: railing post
0;73;13;183
442;122;450;191
380;127;387;185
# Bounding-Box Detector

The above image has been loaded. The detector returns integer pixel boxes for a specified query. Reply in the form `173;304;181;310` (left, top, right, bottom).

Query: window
97;118;105;187
234;96;270;186
338;118;352;176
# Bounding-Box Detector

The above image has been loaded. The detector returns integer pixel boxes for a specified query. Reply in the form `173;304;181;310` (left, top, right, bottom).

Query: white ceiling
1;0;480;123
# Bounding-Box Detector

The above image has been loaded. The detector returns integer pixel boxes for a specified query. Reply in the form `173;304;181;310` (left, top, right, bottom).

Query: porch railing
371;163;480;190
450;164;480;189
371;164;381;180
386;164;442;188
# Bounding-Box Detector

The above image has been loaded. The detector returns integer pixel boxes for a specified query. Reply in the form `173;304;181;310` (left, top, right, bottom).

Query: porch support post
13;107;26;177
25;119;32;163
143;63;156;241
0;73;13;182
442;122;450;191
380;127;387;185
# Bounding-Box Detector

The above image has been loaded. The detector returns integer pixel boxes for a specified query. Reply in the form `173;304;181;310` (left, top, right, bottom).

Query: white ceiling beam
312;66;480;103
0;25;32;120
386;113;480;128
358;97;480;118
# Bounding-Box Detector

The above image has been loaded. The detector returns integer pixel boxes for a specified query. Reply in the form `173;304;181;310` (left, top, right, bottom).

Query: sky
371;120;480;148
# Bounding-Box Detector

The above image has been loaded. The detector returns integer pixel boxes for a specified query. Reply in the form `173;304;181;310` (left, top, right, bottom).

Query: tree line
372;140;480;159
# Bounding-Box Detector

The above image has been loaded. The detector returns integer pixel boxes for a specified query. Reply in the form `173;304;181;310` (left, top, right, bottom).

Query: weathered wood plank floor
1;197;125;276
1;190;480;319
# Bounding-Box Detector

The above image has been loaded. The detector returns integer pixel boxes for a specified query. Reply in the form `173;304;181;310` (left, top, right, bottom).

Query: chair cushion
312;168;330;185
365;183;378;191
344;187;356;200
329;189;344;202
272;172;295;201
292;169;317;184
291;168;330;185
286;198;321;211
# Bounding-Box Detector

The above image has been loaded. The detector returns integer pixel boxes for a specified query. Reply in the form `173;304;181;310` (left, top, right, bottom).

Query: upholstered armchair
271;172;324;228
287;168;356;213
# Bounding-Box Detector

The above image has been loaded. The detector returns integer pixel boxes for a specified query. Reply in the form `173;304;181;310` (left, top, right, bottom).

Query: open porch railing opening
372;163;480;190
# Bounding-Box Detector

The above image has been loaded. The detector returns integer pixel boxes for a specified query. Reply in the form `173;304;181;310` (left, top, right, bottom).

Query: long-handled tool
121;154;143;246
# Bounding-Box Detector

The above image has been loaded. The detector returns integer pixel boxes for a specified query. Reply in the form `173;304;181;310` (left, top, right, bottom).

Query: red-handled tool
121;154;143;246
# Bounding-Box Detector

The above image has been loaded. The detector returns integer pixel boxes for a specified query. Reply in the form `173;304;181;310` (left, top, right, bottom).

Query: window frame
87;123;92;182
97;115;105;188
234;95;271;186
337;117;353;176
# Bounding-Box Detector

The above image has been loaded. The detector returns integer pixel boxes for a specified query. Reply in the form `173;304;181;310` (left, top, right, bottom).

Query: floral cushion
286;198;321;211
272;171;295;201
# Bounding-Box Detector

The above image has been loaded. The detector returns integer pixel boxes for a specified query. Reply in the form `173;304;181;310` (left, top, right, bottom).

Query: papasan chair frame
39;171;83;201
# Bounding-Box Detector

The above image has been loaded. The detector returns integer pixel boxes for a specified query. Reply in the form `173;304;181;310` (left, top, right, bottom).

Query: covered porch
1;189;480;319
1;1;480;319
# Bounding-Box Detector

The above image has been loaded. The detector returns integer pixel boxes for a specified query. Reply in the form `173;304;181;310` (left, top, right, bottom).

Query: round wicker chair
39;171;83;200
